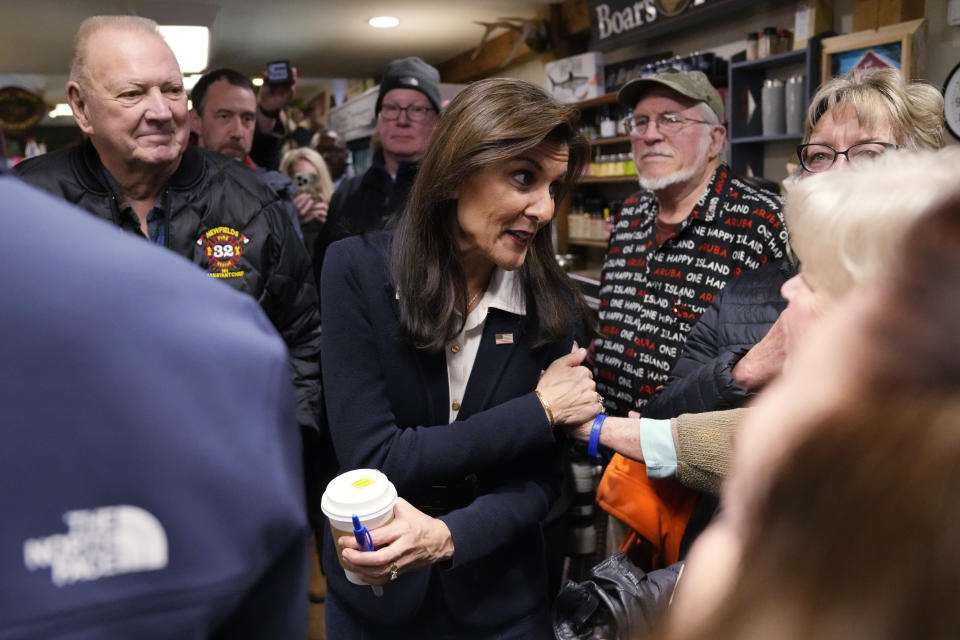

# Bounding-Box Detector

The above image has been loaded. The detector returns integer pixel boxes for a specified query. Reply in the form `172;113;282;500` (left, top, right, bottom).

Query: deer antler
471;17;550;66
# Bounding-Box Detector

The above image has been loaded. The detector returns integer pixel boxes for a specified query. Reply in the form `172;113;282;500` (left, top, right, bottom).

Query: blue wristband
588;413;607;460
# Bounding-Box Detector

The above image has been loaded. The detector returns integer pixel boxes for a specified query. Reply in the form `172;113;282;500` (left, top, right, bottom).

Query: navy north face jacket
0;172;309;638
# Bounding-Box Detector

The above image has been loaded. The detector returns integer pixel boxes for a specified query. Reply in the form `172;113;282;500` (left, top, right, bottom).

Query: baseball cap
617;68;724;122
375;56;442;115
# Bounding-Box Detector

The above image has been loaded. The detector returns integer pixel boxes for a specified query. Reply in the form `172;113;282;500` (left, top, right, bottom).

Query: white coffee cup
321;468;397;587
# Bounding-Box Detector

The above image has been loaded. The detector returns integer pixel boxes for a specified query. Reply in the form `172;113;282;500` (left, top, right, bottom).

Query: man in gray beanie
314;56;441;277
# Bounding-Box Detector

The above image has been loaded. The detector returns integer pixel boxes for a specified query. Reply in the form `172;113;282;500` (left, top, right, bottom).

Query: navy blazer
320;231;572;631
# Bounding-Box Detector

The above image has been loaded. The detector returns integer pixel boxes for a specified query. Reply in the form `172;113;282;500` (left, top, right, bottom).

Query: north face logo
23;505;168;586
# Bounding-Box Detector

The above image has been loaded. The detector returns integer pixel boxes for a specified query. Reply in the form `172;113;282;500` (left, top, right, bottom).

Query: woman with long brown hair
320;78;600;639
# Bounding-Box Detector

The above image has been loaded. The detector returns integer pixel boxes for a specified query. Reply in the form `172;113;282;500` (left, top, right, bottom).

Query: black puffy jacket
312;150;417;283
644;259;796;419
15;141;322;435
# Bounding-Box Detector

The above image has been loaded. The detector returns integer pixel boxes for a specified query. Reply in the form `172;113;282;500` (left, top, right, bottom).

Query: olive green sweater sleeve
671;408;748;495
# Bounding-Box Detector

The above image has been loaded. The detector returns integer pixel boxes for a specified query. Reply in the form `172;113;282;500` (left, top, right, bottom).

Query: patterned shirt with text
595;164;787;415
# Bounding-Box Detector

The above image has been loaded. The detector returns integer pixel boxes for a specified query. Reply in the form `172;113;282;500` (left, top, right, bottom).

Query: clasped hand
536;346;599;426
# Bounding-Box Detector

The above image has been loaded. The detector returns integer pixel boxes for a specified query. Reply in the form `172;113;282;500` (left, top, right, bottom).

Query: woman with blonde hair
280;146;334;255
669;147;960;640
803;66;943;155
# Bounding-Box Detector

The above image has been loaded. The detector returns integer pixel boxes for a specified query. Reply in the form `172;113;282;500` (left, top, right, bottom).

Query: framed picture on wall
944;61;960;142
820;18;925;82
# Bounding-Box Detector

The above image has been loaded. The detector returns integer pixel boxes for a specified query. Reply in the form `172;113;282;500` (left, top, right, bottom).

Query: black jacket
15;141;322;435
312;150;418;283
321;231;569;631
553;554;683;640
644;259;796;418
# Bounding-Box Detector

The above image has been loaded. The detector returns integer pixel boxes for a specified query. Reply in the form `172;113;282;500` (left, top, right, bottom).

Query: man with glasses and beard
592;69;787;571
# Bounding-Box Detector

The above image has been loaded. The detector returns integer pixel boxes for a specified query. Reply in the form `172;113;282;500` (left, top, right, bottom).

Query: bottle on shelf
599;106;616;138
758;26;777;58
761;78;785;136
596;206;611;241
569;194;585;239
746;32;759;61
604;202;617;240
785;74;805;135
777;28;793;52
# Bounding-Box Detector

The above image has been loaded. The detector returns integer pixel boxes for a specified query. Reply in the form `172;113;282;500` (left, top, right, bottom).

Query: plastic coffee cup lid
321;468;397;524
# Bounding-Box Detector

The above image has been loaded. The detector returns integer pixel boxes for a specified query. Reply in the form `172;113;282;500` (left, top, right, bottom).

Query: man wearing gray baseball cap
592;68;788;569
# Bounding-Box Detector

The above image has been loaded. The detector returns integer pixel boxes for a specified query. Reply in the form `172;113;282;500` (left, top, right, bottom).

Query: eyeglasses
620;113;714;136
380;103;435;122
796;141;899;173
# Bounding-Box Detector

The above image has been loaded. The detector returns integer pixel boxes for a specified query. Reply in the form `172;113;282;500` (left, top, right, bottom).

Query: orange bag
595;453;698;569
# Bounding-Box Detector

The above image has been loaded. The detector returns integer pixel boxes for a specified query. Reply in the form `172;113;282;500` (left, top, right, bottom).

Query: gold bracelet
534;390;555;425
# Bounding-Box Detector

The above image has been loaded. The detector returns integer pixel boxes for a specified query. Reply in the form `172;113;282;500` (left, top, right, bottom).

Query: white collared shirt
445;268;526;423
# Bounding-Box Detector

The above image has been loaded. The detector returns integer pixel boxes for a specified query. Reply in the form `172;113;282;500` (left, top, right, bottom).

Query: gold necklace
467;289;484;310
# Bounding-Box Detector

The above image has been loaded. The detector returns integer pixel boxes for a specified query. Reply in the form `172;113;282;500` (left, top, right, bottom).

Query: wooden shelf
730;49;806;72
568;238;609;248
578;175;637;184
729;133;803;144
589;135;631;146
569;268;602;283
574;92;618;110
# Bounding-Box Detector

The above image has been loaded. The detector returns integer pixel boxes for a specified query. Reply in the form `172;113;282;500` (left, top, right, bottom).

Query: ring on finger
389;563;399;581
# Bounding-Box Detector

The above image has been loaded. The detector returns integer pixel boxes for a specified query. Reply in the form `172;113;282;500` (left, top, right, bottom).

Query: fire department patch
197;226;249;279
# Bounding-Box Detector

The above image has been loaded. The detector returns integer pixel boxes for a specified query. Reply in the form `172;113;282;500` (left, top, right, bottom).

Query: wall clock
944;61;960;142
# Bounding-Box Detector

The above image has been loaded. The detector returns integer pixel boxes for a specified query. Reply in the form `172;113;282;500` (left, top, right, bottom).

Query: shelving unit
578;175;637;184
555;92;636;263
568;238;608;249
727;32;833;180
590;135;631;146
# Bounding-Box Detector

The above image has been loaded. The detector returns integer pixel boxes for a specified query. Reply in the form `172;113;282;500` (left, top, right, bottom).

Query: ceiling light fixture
48;103;74;119
157;25;210;73
252;77;264;87
369;16;400;28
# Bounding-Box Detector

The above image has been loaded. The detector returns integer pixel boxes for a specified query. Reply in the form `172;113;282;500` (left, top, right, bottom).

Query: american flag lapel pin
495;333;514;345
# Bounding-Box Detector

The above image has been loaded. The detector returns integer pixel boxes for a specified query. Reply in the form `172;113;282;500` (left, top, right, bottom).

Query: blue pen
352;514;384;597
